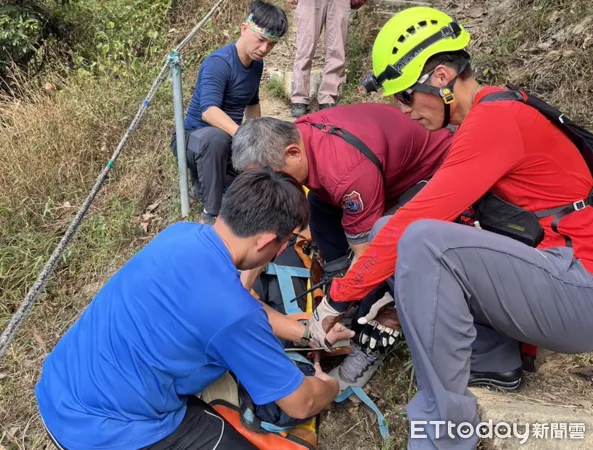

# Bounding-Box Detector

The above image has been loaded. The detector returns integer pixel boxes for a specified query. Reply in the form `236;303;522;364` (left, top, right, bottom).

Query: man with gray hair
232;103;453;264
232;103;453;392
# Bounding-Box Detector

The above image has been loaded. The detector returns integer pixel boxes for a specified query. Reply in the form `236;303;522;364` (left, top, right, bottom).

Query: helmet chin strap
409;59;470;129
442;104;451;128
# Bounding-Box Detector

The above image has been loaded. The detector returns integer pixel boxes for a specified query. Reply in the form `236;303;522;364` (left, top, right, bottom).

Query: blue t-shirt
35;223;304;450
184;43;263;131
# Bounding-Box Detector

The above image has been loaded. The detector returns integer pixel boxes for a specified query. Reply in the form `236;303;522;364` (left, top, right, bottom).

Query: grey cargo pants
388;219;593;449
186;127;236;216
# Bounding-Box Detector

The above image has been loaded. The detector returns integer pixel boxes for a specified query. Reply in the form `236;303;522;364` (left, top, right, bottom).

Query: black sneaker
291;103;309;118
198;212;217;226
468;367;523;391
189;179;204;202
319;103;335;110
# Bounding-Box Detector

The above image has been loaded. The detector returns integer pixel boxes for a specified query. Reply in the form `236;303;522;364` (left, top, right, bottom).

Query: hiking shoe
198;211;217;226
329;344;386;394
319;103;335;110
521;354;537;373
189;178;204;202
291;103;309;118
468;367;523;392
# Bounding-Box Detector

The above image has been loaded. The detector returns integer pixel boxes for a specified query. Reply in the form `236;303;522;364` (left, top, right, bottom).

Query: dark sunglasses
395;90;414;106
394;70;434;107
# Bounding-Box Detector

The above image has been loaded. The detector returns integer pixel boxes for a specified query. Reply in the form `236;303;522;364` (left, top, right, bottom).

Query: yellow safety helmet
363;7;470;97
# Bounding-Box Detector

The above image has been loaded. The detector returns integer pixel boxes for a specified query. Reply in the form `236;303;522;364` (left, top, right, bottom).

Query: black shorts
44;397;257;450
142;396;257;450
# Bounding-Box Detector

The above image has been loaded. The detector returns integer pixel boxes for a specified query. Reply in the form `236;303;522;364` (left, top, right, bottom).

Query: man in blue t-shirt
176;0;288;225
35;167;354;450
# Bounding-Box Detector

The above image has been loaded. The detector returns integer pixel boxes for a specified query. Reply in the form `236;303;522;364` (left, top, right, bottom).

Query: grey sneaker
291;103;309;118
329;344;386;394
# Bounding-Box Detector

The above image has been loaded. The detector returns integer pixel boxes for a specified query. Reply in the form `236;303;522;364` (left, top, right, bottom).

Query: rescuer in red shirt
231;103;453;264
310;7;593;450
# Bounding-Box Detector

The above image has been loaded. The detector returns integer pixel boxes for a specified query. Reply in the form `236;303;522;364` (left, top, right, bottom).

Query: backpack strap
311;123;385;179
533;188;593;219
478;90;593;247
491;84;593;175
538;188;593;247
477;90;524;104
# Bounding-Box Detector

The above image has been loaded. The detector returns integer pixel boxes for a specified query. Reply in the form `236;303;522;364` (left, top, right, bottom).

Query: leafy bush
59;0;173;76
0;7;43;69
1;0;173;84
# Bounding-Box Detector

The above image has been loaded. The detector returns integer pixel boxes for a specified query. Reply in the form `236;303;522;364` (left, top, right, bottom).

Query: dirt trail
262;3;326;76
259;2;342;114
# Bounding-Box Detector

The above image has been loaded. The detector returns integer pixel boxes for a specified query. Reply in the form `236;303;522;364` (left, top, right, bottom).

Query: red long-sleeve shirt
330;87;593;302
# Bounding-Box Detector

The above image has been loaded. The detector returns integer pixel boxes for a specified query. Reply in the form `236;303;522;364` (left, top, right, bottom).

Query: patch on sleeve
341;191;364;214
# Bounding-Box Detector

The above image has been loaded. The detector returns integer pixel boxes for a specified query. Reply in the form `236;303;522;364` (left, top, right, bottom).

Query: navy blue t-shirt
35;223;304;450
184;43;263;130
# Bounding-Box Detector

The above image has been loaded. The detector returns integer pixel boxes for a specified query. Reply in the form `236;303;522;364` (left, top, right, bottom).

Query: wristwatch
295;320;311;348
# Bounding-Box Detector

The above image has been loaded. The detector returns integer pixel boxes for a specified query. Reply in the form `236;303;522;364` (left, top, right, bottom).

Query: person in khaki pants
287;0;352;117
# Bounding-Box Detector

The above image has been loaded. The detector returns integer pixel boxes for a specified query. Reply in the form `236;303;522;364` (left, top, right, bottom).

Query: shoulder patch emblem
341;191;364;214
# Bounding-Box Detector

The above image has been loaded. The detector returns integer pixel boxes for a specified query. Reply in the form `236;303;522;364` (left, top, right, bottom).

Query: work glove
309;295;354;351
356;292;401;352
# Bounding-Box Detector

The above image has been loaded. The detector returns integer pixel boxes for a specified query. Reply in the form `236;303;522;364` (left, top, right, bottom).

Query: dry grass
463;0;593;128
339;4;392;106
0;1;252;448
0;66;180;450
318;342;415;450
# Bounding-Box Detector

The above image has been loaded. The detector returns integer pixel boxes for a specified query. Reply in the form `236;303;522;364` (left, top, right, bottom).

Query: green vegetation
1;0;174;84
263;73;287;100
339;6;388;106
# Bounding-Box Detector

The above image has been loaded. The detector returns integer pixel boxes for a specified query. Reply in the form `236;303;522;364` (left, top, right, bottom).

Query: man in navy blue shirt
35;167;354;450
179;0;288;225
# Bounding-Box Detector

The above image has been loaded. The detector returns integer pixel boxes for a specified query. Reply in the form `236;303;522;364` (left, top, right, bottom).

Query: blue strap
242;408;295;433
335;386;390;440
286;351;314;366
250;264;392;440
264;263;310;315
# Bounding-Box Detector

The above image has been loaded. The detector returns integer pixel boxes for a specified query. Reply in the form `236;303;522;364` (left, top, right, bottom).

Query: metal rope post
169;51;190;219
0;0;227;366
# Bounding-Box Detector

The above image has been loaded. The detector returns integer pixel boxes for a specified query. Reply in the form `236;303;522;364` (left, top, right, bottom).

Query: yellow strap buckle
440;87;455;104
